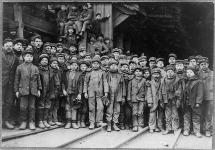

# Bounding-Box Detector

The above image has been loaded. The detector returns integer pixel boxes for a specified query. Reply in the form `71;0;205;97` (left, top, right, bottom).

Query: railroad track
2;125;212;149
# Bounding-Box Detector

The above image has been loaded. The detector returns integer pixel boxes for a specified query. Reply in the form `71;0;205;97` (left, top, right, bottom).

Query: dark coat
14;62;42;97
127;77;146;102
184;76;204;108
62;70;82;96
2;50;19;88
39;66;60;99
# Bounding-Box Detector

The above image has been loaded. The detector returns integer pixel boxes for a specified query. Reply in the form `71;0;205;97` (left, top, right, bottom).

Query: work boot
64;122;72;129
72;123;79;129
43;121;51;128
107;125;112;132
149;129;154;133
55;122;63;126
19;122;27;130
119;123;125;130
97;122;107;127
38;121;45;129
77;121;81;128
113;123;120;131
29;121;36;130
205;131;211;137
80;122;86;128
48;120;56;126
89;123;95;130
195;132;202;138
4;121;15;129
162;130;170;135
183;130;189;136
132;126;138;132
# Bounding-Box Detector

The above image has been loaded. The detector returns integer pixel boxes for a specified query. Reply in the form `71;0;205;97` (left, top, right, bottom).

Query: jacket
127;77;146;102
83;69;109;97
198;69;213;101
161;76;182;104
185;76;204;108
106;71;126;102
14;62;42;97
39;66;60;99
2;50;19;88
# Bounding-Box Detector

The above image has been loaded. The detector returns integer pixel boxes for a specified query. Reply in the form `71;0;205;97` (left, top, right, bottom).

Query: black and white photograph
1;1;214;149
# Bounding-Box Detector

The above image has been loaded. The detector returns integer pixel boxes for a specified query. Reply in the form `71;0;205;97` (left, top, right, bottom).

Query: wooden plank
113;14;129;28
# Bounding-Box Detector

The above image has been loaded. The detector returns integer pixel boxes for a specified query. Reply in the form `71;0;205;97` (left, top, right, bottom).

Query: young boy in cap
106;59;126;132
14;48;42;130
38;54;60;128
147;68;164;133
2;38;19;129
198;57;213;137
78;47;87;60
183;66;204;137
138;56;148;69
131;54;139;64
50;43;57;58
119;60;133;130
13;38;26;64
188;56;197;68
156;58;166;78
168;53;177;66
43;42;51;55
129;60;137;73
149;57;157;70
63;59;82;129
83;56;109;129
161;65;182;135
101;55;109;72
56;43;64;53
77;60;91;128
127;66;147;132
112;48;121;60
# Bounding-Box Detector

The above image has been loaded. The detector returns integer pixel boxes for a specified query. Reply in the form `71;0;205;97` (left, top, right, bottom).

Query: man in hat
156;58;166;78
198;57;213;137
168;53;177;66
83;56;109;129
14;48;42;130
161;65;182;135
32;35;43;66
127;66;147;132
105;59;126;132
2;38;19;129
138;56;148;69
183;66;204;137
149;57;157;70
101;55;109;72
147;68;164;133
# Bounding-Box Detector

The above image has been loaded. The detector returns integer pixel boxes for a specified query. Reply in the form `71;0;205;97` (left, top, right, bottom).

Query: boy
188;56;197;68
2;38;19;129
183;66;204;137
168;53;177;66
83;56;109;129
106;59;126;132
63;59;82;129
119;61;132;130
14;48;42;130
112;48;120;60
139;56;147;69
101;55;109;72
127;66;146;132
161;65;182;135
149;57;157;70
42;42;51;54
129;60;137;73
131;55;139;64
198;57;213;137
156;58;166;78
77;60;90;128
56;5;68;36
147;68;164;133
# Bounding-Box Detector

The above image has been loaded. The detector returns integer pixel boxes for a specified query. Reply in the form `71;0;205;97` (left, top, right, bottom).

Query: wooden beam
13;3;24;38
113;14;129;28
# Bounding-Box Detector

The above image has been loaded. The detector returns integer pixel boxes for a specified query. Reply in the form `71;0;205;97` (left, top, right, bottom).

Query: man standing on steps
2;38;19;129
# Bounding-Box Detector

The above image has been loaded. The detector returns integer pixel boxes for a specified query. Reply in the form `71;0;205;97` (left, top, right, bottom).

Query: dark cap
168;53;177;59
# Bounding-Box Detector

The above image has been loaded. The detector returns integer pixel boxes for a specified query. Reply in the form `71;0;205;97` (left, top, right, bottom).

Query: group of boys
2;35;213;139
